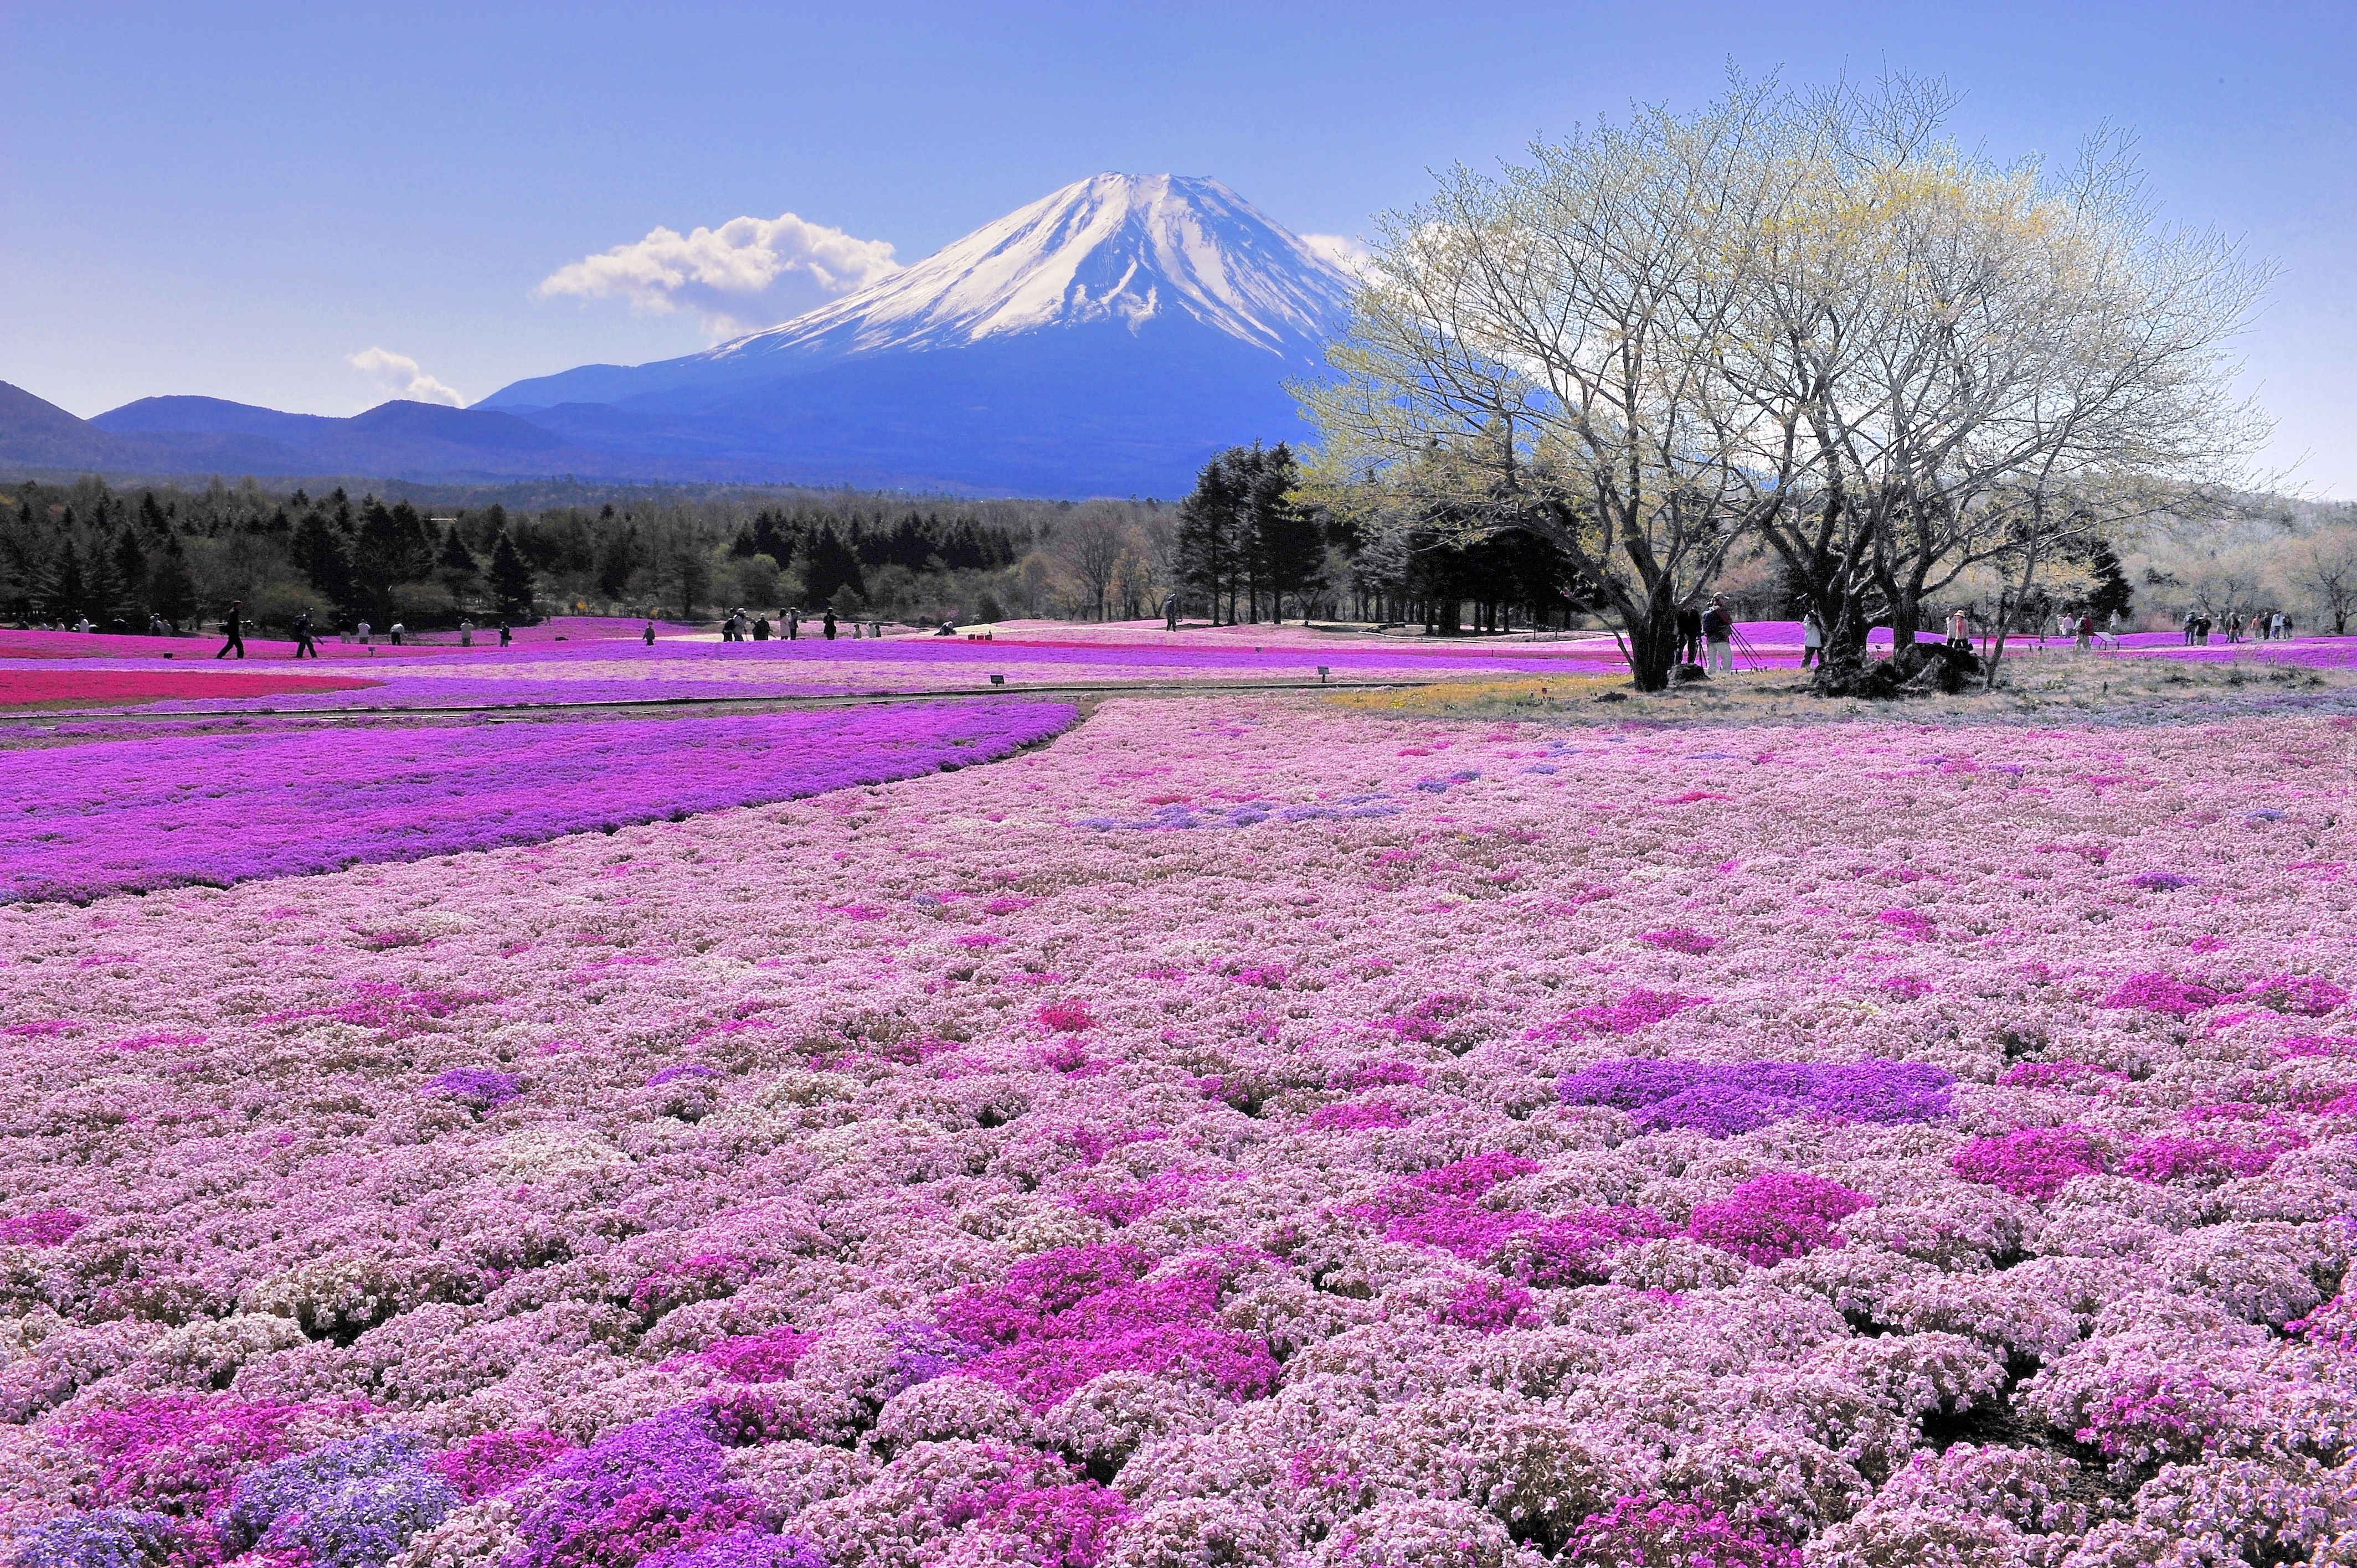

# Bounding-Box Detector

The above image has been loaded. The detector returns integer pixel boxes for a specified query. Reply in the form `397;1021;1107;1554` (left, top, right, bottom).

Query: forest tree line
0;475;1155;633
7;461;2345;642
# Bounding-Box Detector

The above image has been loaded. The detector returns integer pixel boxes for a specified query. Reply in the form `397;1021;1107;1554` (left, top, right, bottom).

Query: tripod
1727;625;1768;672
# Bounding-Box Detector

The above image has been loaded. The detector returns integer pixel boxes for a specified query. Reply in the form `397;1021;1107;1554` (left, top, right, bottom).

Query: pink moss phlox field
0;702;1075;903
3;695;2357;1566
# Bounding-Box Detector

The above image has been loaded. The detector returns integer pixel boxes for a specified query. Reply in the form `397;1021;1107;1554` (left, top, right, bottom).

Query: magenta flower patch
0;1208;89;1246
431;1428;572;1500
1686;1172;1872;1265
2101;972;2222;1018
1950;1126;2108;1200
1528;987;1704;1039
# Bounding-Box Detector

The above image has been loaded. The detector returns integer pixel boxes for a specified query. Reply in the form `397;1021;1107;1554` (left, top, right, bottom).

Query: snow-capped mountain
474;174;1360;493
712;172;1356;362
27;177;1360;496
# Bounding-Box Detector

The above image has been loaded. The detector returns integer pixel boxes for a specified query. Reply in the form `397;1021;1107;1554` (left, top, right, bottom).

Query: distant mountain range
0;174;1358;498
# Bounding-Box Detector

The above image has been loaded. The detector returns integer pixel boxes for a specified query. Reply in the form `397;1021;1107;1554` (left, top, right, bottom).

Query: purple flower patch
1556;1059;1953;1137
421;1068;523;1111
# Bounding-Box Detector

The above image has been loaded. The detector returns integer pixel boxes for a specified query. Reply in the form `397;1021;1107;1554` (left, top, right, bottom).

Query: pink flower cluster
1;693;2354;1567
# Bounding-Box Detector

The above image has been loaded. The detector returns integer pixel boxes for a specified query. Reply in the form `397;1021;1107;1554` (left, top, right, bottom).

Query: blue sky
4;1;2351;494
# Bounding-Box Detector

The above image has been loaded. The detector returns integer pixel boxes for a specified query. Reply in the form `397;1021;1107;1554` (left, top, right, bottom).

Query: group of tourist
708;608;889;643
1674;595;1740;672
2183;609;2292;644
197;605;514;659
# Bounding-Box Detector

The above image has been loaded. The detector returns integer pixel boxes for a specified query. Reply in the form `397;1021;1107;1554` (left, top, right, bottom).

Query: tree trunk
1810;594;1875;697
1620;597;1681;692
1887;594;1926;674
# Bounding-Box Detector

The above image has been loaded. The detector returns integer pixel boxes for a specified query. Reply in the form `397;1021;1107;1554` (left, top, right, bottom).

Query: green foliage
0;474;1130;632
488;529;535;621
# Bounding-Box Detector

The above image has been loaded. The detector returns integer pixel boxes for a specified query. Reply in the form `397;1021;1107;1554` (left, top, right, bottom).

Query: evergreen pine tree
752;510;792;565
802;525;866;607
1247;443;1324;623
594;525;641;601
48;540;88;624
112;527;148;616
291;510;354;608
488;529;536;621
435;524;480;612
2085;538;2134;624
148;530;197;630
1176;450;1246;623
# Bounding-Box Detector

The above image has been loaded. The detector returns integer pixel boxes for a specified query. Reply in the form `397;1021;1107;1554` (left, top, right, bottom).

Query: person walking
1162;592;1180;632
786;608;800;641
642;618;656;646
2074;611;2093;653
1800;607;1826;668
823;608;838;641
1676;602;1704;666
459;618;475;648
498;621;512;647
215;601;245;660
357;620;372;647
1701;596;1734;675
752;613;770;641
2183;611;2198;646
291;609;318;659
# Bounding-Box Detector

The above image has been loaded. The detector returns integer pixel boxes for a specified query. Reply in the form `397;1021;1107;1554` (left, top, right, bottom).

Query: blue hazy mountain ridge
92;396;346;442
0;382;662;482
2;174;1358;495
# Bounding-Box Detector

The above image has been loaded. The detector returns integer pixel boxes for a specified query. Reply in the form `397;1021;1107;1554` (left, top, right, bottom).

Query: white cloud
1300;232;1373;278
534;212;902;337
348;347;466;407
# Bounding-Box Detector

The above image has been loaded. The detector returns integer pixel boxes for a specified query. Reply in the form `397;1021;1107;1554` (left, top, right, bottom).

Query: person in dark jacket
1676;604;1704;666
1701;596;1734;674
291;610;318;659
214;601;245;659
823;609;838;641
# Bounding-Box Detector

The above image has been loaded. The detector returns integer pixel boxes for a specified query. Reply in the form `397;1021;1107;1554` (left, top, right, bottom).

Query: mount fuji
478;172;1360;495
0;176;1358;496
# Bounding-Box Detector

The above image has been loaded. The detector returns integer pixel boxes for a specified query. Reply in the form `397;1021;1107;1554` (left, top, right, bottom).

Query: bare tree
1719;94;2271;689
1300;80;1807;689
1057;512;1126;622
2294;522;2357;635
1307;76;2269;694
1112;550;1159;621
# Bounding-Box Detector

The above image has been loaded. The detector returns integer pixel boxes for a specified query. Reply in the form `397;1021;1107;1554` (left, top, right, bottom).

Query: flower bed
0;701;1075;903
0;696;2351;1566
0;669;379;709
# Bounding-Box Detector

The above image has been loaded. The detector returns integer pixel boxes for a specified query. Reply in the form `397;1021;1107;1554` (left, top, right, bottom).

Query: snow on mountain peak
705;173;1359;368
